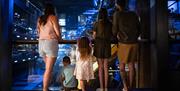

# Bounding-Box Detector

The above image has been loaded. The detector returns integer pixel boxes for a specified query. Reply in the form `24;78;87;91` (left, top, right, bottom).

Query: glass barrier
168;1;180;71
12;44;121;90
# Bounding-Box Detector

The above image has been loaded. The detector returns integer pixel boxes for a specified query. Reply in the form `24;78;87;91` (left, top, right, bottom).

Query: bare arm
92;22;97;39
59;73;65;87
93;31;96;39
51;16;62;40
36;18;40;36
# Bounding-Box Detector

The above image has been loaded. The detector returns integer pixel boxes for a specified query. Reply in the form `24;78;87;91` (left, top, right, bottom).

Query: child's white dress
74;51;94;81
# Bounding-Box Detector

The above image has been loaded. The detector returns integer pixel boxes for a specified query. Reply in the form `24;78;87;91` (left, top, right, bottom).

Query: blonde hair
77;37;92;60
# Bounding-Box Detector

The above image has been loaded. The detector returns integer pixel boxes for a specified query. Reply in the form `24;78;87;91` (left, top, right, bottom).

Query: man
112;0;141;91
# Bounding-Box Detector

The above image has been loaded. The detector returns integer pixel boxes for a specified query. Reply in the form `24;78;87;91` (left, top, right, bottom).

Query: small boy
60;56;77;91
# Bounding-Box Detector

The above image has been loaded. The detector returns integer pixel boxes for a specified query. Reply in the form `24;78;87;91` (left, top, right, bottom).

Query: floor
12;62;153;91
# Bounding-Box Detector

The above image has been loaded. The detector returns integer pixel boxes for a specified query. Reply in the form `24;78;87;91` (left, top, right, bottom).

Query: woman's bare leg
43;57;56;91
98;59;104;89
103;59;108;88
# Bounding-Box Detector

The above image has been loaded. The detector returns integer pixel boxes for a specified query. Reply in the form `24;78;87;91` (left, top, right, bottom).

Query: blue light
15;12;18;15
59;19;66;26
83;9;98;15
168;1;177;13
22;59;26;62
17;35;20;38
83;12;96;15
28;27;32;30
87;10;98;12
94;0;98;6
128;0;136;11
28;58;31;60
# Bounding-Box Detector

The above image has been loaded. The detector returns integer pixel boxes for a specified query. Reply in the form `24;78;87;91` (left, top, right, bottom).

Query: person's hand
58;38;62;42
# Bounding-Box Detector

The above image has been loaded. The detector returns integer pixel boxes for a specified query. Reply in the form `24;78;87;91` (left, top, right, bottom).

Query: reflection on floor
12;69;153;91
12;58;152;91
12;73;152;91
13;74;152;91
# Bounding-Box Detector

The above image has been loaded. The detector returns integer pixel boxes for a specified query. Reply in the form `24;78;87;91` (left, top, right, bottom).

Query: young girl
74;37;94;91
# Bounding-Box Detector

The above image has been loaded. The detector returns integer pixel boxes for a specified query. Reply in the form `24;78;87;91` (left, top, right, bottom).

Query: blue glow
128;0;136;11
16;35;20;38
14;60;18;63
59;19;66;26
86;10;98;12
94;0;98;6
83;12;96;15
168;1;178;13
83;9;98;15
178;1;180;13
22;59;26;61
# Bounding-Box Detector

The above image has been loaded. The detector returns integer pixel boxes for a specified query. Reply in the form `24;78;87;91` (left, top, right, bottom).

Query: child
60;56;77;91
74;37;95;91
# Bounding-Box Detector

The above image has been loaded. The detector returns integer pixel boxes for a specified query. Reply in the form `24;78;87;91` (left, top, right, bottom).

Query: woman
37;4;61;91
93;8;112;91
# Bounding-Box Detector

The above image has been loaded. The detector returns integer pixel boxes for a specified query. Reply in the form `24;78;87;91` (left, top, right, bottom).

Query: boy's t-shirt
61;65;77;88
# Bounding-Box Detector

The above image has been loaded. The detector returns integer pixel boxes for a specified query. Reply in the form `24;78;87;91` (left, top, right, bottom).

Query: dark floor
12;74;153;91
12;59;154;91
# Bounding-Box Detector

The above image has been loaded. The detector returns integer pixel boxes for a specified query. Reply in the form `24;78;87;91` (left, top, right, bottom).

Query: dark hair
63;56;71;63
116;0;126;9
98;8;108;21
77;37;91;60
98;8;109;32
39;4;55;26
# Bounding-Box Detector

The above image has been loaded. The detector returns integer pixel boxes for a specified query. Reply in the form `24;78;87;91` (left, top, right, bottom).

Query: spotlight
22;59;26;61
17;35;20;38
14;60;18;63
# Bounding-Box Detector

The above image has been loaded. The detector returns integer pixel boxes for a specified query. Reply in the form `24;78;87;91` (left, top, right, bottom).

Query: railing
12;39;150;44
12;39;150;89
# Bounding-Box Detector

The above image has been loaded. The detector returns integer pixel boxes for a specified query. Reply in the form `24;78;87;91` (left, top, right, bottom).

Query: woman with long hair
37;4;61;91
93;8;112;91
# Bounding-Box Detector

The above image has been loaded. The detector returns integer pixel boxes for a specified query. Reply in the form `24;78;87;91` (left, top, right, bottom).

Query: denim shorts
38;39;59;57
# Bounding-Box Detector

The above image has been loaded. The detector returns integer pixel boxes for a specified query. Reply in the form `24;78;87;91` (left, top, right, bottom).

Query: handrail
12;39;150;44
12;40;77;44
